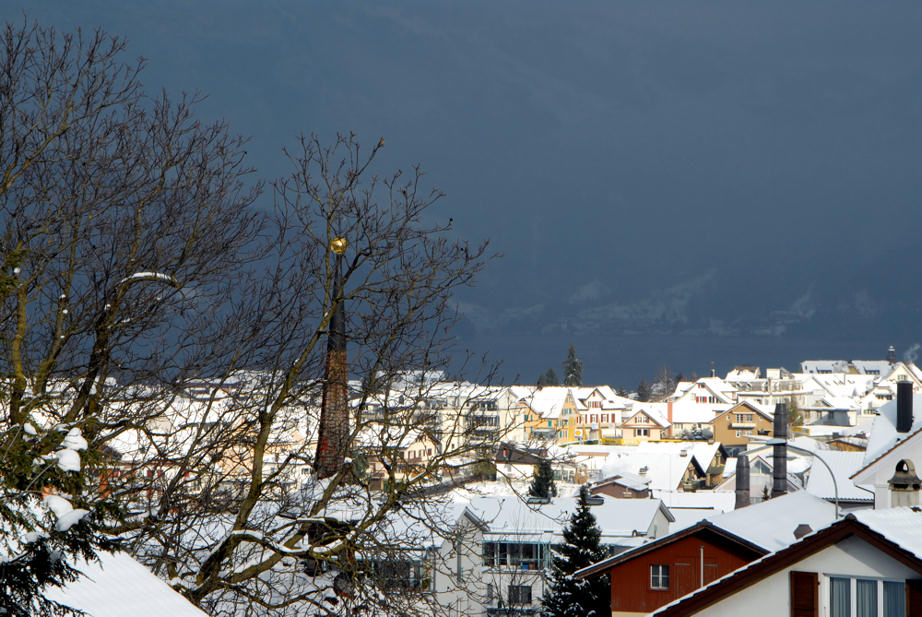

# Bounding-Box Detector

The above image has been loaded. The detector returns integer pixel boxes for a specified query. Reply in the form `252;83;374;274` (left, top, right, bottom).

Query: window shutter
907;579;922;617
790;571;817;617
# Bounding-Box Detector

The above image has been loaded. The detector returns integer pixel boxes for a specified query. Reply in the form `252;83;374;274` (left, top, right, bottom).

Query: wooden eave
574;521;767;579
653;515;922;617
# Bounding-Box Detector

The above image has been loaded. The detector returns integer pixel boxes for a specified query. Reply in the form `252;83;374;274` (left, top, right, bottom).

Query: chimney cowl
889;459;922;491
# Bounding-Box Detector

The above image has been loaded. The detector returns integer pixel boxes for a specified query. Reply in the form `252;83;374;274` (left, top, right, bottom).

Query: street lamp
745;440;843;519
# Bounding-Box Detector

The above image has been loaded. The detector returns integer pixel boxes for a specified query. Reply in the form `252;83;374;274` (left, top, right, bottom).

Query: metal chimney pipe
735;455;750;509
771;402;788;498
897;380;913;434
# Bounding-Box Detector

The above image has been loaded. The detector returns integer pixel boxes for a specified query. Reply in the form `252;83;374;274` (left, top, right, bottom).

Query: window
638;428;650;436
455;540;463;581
482;542;548;570
509;584;532;605
831;577;851;617
650;564;669;590
363;558;431;591
828;576;906;617
857;579;877;617
883;581;906;617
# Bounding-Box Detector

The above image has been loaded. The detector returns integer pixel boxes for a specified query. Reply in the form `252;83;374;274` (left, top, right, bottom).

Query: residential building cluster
45;350;922;616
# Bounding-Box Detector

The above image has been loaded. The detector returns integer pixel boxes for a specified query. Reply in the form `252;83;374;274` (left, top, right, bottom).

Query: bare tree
0;18;261;615
1;18;496;617
111;134;493;616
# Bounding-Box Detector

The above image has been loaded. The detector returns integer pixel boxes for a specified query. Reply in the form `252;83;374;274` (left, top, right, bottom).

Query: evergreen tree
636;379;651;402
542;485;612;617
561;344;583;386
528;458;557;498
538;367;560;386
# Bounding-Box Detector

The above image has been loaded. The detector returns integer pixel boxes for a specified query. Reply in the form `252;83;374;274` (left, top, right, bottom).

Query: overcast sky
15;1;922;385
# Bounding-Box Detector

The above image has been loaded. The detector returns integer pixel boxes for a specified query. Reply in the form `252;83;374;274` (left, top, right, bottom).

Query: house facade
651;509;922;617
434;494;674;615
576;523;766;616
619;406;670;442
711;401;774;447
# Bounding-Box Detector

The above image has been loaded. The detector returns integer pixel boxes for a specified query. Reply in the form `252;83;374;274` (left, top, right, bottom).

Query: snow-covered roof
653;490;736;531
593;470;650;492
804;450;874;502
669;399;722;424
596;446;703;491
654;490;736;512
718;400;774;420
353;423;432;450
512;386;569;419
724;366;761;381
801;360;851;374
571;386;634;410
860;393;922;470
694;377;736;403
851;507;922;561
704;491;837;552
464;494;673;541
799;372;876;401
668;381;695;400
45;551;209;617
622;403;670;428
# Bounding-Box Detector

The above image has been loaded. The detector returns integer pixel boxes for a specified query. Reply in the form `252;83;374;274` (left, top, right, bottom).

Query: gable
576;523;766;579
652;515;922;617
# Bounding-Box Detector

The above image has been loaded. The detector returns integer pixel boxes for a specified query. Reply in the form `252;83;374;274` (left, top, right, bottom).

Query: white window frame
650;564;670;590
824;573;906;617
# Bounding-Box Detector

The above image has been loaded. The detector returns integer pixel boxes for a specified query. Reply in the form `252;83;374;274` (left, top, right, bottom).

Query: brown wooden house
711;401;774;447
575;521;766;616
590;472;651;499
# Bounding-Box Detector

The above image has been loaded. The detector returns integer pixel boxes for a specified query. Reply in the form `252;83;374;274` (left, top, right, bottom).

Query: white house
436;493;674;615
851;392;922;508
650;507;922;617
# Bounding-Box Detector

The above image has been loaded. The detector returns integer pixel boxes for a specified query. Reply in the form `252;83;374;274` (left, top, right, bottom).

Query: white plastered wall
687;535;918;617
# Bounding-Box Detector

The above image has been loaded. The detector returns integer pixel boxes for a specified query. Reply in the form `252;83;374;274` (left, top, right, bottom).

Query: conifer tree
538;368;560;386
541;485;612;617
636;379;651;402
561;344;583;386
528;458;557;499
